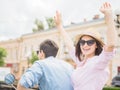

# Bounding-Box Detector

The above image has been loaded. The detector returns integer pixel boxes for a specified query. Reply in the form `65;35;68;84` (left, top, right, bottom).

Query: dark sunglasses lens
79;40;95;46
87;40;95;46
79;40;85;46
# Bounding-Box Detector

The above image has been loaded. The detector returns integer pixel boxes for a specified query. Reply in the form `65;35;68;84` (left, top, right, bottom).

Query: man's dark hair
39;39;59;58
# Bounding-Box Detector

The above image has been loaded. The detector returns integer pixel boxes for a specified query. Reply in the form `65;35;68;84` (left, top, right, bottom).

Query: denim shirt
19;56;74;90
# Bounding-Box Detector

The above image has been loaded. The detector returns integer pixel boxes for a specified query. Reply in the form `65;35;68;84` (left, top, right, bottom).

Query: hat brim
75;31;105;46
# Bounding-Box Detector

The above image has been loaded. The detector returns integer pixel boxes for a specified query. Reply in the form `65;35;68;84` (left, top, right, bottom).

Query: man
17;39;74;90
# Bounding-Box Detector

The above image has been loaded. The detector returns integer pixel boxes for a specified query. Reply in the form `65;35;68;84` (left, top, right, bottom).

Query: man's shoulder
57;59;74;68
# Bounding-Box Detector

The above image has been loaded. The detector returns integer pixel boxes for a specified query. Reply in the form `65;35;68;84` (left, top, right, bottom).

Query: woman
54;2;117;90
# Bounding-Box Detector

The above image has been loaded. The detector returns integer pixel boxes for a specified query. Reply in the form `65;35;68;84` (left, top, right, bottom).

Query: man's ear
38;50;45;59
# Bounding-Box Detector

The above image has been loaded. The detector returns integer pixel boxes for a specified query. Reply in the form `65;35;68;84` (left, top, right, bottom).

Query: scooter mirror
4;73;15;85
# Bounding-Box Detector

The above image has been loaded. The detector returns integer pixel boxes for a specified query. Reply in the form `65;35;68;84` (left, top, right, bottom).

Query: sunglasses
79;39;95;46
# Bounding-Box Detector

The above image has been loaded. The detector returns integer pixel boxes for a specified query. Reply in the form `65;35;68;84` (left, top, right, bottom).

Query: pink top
69;50;115;90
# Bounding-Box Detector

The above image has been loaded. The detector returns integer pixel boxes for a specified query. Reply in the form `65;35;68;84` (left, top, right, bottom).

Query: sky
0;0;120;41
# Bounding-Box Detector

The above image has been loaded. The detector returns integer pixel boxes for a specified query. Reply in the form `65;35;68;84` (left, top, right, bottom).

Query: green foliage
32;19;44;32
46;17;55;29
32;17;55;32
0;47;7;66
0;60;5;66
103;86;120;90
30;51;39;64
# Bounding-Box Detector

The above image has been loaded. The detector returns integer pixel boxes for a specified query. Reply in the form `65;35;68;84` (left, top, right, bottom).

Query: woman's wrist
57;24;63;29
104;13;114;23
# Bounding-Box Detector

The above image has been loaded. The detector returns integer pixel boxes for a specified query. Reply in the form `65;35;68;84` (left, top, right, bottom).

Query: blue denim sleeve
19;61;43;88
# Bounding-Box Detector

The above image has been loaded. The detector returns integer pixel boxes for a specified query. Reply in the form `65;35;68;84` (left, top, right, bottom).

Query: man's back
38;56;74;90
19;56;74;90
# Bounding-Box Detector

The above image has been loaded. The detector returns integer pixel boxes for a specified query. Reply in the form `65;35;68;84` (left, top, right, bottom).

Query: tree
46;17;55;29
32;19;44;32
0;47;7;66
30;51;39;64
32;17;55;32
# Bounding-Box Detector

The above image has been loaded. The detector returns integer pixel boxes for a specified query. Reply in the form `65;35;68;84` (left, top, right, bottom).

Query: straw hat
74;28;104;46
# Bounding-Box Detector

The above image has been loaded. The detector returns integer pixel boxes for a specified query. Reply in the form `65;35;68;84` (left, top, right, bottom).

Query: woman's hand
100;2;112;15
54;11;62;28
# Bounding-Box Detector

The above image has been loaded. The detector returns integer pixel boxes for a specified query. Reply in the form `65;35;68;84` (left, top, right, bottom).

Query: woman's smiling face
80;35;97;58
